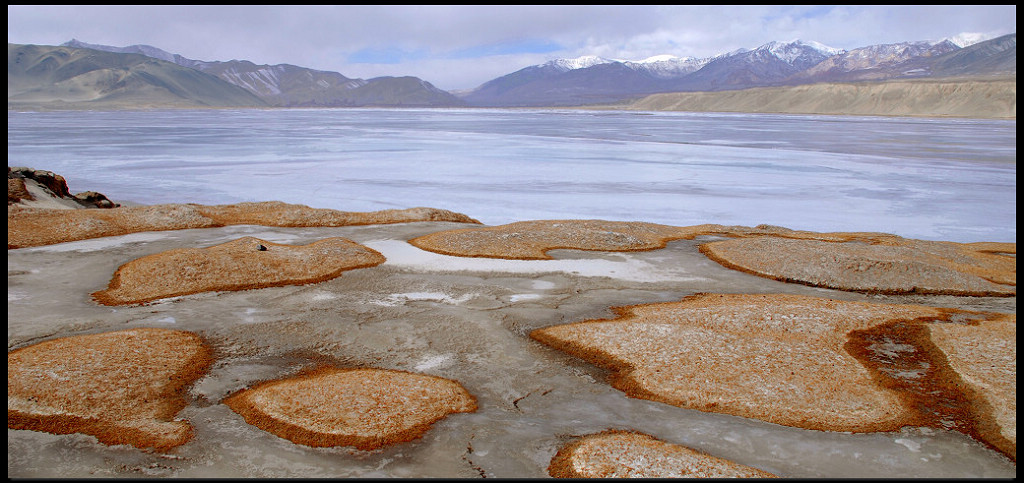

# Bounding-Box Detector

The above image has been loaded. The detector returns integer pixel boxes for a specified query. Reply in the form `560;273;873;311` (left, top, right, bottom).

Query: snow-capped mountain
793;34;1018;83
459;34;1015;107
943;32;992;48
622;55;712;79
459;39;844;106
795;40;960;81
46;33;1017;109
59;40;464;107
544;55;615;72
674;39;843;91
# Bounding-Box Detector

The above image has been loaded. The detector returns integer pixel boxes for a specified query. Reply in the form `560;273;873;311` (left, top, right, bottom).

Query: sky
7;5;1017;91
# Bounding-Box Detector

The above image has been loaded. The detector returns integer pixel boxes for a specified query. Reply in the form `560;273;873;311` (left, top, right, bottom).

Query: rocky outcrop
8;166;118;209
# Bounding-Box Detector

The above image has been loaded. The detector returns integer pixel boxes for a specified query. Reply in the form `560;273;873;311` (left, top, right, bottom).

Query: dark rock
8;167;72;198
8;177;35;204
9;167;118;209
73;191;119;209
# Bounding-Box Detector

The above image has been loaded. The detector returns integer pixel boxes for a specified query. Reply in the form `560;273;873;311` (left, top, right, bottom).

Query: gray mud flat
7;222;1017;478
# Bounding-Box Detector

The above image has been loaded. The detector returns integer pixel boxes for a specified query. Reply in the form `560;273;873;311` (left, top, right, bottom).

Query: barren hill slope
8;43;268;109
622;77;1016;119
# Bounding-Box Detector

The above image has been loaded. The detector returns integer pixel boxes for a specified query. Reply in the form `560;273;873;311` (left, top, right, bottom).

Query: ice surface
6;111;1017;477
7;109;1015;243
8;222;1016;478
363;239;710;283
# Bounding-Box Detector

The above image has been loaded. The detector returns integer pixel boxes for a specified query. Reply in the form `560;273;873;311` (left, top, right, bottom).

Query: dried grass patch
410;221;1014;297
548;429;777;478
928;314;1016;460
532;293;1016;460
222;367;477;450
408;220;748;260
7;201;480;249
92;236;385;306
700;235;1015;296
7;328;212;451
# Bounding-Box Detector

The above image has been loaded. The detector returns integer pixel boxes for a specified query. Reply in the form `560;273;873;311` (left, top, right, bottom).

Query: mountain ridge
459;35;1015;106
8;33;1016;114
60;39;465;107
8;43;268;109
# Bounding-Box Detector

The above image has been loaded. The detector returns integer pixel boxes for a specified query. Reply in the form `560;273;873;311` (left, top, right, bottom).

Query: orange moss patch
7;201;481;249
408;219;743;260
407;220;924;261
928;314;1016;460
531;293;1017;461
222;367;477;450
7;328;212;452
410;221;1014;297
700;235;1015;296
92;236;385;306
531;293;951;433
548;430;777;478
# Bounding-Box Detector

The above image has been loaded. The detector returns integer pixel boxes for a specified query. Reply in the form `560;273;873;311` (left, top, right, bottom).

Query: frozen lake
7;108;1018;477
6;108;1017;242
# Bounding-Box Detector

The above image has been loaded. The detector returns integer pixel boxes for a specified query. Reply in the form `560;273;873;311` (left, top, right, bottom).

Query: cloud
7;5;1017;90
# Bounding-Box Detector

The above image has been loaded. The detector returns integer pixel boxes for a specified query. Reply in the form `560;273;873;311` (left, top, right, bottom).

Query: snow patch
414;353;453;371
545;55;614;71
362;239;708;283
509;293;542;302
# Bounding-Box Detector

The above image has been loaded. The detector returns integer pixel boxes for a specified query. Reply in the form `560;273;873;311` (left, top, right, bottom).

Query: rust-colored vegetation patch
531;293;1017;461
411;221;1015;298
408;219;752;260
92;236;386;306
548;429;777;478
222;367;477;450
700;235;1015;296
7;201;481;249
532;293;946;433
7;328;212;452
927;314;1016;460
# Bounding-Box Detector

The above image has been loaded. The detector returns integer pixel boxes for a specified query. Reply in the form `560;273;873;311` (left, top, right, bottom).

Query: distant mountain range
8;43;267;109
59;39;464;108
461;35;1015;106
6;33;1016;110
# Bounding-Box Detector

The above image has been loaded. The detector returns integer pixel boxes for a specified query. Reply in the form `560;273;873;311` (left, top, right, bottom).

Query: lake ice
6;108;1016;243
6;108;1017;478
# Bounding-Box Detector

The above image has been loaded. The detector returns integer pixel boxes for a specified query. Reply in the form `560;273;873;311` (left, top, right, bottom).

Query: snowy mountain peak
634;54;684;64
544;55;614;71
621;55;711;78
942;32;994;48
760;39;844;60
